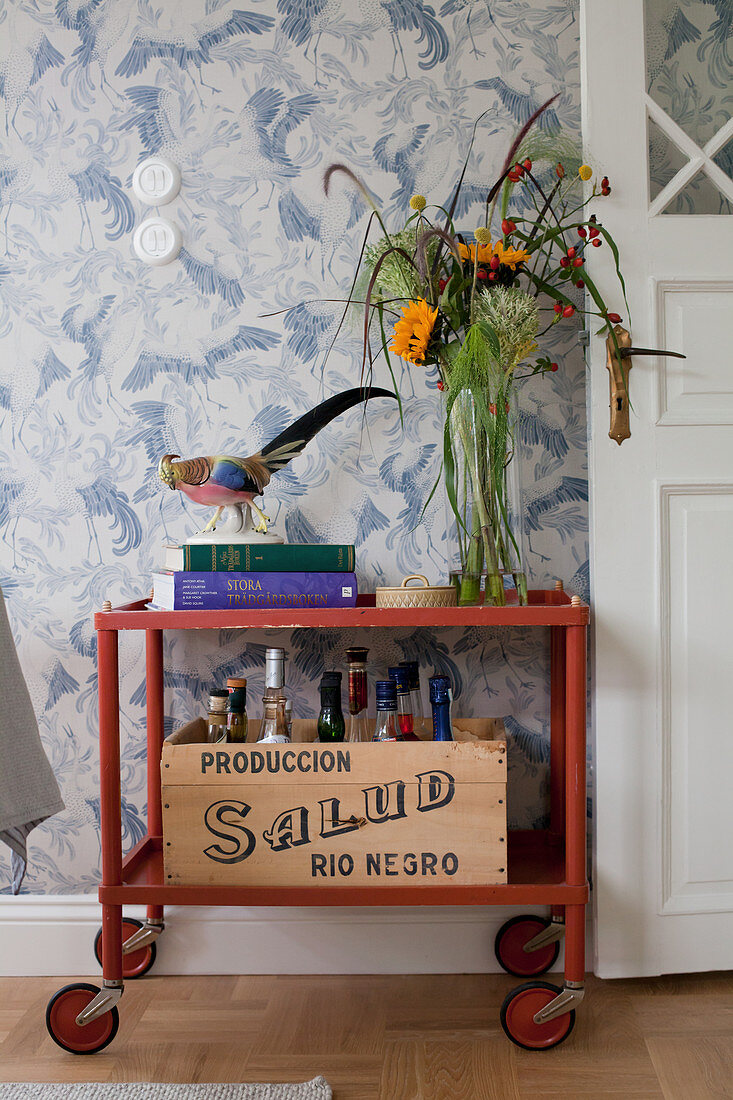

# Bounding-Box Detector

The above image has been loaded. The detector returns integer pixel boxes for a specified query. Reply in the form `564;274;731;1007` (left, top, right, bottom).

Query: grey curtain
0;587;64;892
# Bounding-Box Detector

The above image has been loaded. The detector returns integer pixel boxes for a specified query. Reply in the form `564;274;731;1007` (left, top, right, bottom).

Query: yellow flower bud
409;194;427;211
474;226;492;245
579;164;593;181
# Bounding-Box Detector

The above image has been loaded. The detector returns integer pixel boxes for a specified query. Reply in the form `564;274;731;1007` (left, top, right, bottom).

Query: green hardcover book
165;543;355;573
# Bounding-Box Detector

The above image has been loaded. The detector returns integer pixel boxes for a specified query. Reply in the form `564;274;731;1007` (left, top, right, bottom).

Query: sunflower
390;299;438;365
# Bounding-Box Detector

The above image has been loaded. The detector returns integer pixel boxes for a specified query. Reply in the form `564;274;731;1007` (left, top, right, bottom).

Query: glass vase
445;388;528;607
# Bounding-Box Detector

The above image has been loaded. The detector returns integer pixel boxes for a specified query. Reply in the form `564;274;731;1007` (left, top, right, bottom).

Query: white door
583;0;733;977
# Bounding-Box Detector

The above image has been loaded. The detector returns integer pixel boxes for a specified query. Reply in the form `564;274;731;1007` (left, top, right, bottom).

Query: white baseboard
0;897;563;976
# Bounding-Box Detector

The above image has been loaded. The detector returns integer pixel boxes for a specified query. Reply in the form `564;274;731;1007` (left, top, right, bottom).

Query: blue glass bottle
429;675;454;741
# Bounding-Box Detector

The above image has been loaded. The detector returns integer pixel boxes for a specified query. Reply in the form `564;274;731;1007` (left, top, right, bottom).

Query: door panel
583;0;733;976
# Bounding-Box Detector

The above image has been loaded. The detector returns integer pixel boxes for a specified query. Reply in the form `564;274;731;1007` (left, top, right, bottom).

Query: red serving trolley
45;587;589;1054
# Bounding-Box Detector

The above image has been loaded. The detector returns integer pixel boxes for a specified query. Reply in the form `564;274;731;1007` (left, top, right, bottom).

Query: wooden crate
162;719;507;888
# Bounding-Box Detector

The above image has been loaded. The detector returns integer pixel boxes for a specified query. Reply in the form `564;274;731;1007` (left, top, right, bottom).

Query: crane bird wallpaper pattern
0;0;588;893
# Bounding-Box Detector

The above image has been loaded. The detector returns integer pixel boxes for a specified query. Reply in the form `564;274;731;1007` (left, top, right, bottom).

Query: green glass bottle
226;682;248;744
317;671;345;743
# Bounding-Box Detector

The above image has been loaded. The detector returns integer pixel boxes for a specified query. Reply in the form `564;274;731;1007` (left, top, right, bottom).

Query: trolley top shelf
95;589;589;630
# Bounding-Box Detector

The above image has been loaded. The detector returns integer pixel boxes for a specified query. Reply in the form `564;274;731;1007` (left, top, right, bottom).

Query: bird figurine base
185;504;284;545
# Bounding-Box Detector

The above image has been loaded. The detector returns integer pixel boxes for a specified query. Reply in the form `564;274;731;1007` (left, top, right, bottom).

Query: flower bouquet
320;96;627;606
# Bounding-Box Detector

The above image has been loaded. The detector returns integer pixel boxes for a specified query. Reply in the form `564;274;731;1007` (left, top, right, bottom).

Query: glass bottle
372;680;403;742
263;647;288;722
345;646;370;742
207;689;229;743
317;671;345;743
226;683;248;743
388;666;420;741
429;675;454;741
257;687;290;743
399;660;423;728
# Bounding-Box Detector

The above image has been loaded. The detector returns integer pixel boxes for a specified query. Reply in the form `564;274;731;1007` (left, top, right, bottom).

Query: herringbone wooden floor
1;972;732;1098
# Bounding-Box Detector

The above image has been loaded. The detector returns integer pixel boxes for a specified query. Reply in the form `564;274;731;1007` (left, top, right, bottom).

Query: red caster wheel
94;917;156;979
46;983;119;1055
500;981;575;1051
494;915;560;977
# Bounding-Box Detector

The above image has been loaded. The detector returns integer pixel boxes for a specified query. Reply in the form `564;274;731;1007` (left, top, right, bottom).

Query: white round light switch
132;157;181;206
133;216;182;266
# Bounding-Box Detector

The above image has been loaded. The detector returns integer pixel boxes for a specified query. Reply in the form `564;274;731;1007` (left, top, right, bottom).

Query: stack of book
151;543;358;611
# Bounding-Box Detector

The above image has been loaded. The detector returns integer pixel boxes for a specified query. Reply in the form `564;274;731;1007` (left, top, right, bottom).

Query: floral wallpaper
0;0;587;894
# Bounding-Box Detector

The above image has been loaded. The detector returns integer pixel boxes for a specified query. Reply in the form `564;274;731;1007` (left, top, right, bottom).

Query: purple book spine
169;572;358;609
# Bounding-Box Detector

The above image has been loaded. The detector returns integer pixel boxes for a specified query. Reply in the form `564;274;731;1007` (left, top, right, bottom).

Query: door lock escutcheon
605;324;686;445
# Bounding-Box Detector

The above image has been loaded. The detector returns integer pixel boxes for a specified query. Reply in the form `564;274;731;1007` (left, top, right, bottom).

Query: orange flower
458;238;530;270
390;299;438;365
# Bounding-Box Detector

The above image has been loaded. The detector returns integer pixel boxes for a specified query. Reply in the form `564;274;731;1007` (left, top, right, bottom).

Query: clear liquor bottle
257;687;290;743
207;689;229;743
262;647;288;723
399;660;423;728
372;680;404;742
345;646;370;742
388;666;420;741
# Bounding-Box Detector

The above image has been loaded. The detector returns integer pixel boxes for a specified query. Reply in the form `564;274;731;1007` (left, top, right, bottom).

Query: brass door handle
605;324;686;445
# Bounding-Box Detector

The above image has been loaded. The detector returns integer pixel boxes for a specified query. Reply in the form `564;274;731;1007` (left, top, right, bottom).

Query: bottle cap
399;660;420;689
388;666;410;693
227;677;247;689
375;680;398;709
346;647;369;664
429;675;452;703
266;648;285;659
320;671;342;686
208;689;228;711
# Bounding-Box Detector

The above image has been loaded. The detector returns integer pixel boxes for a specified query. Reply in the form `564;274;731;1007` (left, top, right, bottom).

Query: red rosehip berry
577;226;587;238
588;225;600;238
508;170;520;182
553;301;563;314
550;362;559;372
572;257;584;267
501;219;516;235
438;278;447;292
489;255;500;270
488;271;498;281
477;268;488;280
489;403;497;415
562;305;575;318
560;256;570;268
601;176;610;188
514;162;524;175
607;312;622;323
437;380;445;391
575;278;585;288
523;158;532;171
556;162;565;178
567;246;576;258
592;237;602;247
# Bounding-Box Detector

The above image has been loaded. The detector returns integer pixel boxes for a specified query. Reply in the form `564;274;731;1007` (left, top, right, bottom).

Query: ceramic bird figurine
158;386;396;535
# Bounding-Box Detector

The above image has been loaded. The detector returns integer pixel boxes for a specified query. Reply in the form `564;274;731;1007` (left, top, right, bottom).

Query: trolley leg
145;628;165;926
550;625;566;837
533;623;587;1027
565;624;587;900
98;628;124;987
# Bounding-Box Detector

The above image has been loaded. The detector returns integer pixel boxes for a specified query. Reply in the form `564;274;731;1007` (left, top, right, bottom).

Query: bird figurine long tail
158;386;396;534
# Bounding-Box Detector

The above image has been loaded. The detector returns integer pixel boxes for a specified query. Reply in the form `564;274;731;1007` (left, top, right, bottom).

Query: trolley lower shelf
100;829;589;907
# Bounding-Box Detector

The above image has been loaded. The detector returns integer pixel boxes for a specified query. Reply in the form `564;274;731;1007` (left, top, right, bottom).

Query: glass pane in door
645;0;733;214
